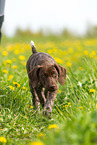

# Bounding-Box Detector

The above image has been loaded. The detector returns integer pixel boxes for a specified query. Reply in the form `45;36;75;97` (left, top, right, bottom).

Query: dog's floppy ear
28;65;42;88
54;64;66;85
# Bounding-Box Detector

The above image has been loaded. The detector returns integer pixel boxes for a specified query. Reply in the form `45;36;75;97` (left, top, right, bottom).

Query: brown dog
26;41;66;116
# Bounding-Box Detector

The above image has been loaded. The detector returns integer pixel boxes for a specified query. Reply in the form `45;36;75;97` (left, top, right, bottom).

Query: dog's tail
30;40;37;53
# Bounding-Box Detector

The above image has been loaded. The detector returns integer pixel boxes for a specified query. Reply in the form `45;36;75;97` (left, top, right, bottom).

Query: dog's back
26;41;55;73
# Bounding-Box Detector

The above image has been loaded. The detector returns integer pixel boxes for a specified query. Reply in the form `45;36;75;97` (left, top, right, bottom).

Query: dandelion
0;136;7;143
66;62;72;67
19;55;25;60
9;86;15;90
20;48;25;53
65;104;69;107
3;60;7;65
14;49;19;55
89;89;95;93
83;50;88;55
2;51;8;56
8;75;13;81
68;102;71;105
2;70;8;73
89;51;96;58
6;59;12;64
13;82;20;87
21;87;27;90
29;141;45;145
27;105;30;107
58;90;61;93
37;133;44;138
79;107;83;109
96;104;97;109
54;57;64;64
21;61;26;66
48;124;59;129
47;49;53;54
78;67;83;70
94;56;97;60
63;102;70;108
12;65;18;69
30;106;33;109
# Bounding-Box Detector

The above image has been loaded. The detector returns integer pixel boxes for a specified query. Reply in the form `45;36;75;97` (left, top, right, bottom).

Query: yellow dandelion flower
96;104;97;109
2;51;8;56
79;107;83;109
0;136;7;143
14;49;19;55
89;89;95;93
19;55;25;60
9;86;15;90
48;124;59;129
3;60;7;65
2;70;8;73
21;87;27;90
58;90;61;93
20;48;25;53
65;104;69;107
21;61;26;66
78;67;83;70
30;106;33;109
68;102;71;105
47;49;53;54
27;105;30;107
66;62;72;67
89;51;96;58
29;141;45;145
54;57;64;64
37;133;44;138
83;50;88;55
94;56;97;60
12;65;18;69
8;75;13;81
13;82;20;87
6;59;12;64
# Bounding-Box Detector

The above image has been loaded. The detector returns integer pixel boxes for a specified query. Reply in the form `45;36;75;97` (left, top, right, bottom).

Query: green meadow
0;35;97;145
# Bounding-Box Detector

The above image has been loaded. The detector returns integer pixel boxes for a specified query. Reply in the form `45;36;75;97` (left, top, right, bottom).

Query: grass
0;35;97;145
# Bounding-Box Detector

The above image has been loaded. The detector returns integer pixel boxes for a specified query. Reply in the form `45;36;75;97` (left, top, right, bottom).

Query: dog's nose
49;85;56;91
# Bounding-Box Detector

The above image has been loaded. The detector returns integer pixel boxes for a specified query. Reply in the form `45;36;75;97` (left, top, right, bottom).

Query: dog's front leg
43;90;57;117
35;87;46;108
29;80;40;110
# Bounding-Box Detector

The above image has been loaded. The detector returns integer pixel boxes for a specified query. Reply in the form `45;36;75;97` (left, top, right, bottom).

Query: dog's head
28;64;66;92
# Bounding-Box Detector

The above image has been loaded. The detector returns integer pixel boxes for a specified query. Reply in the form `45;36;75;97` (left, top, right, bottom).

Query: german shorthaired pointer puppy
26;41;66;117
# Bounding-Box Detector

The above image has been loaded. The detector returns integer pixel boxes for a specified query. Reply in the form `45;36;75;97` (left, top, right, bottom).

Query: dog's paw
43;106;52;118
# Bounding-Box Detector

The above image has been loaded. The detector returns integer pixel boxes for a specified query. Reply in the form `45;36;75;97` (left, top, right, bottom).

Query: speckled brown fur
26;41;66;117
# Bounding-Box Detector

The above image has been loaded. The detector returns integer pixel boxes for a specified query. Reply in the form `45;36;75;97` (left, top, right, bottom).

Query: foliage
0;36;97;145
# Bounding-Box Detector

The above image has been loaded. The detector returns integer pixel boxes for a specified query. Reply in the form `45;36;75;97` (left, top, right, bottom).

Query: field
0;35;97;145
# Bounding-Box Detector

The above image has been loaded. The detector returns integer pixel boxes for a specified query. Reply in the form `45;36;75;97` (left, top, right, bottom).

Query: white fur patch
30;40;35;47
